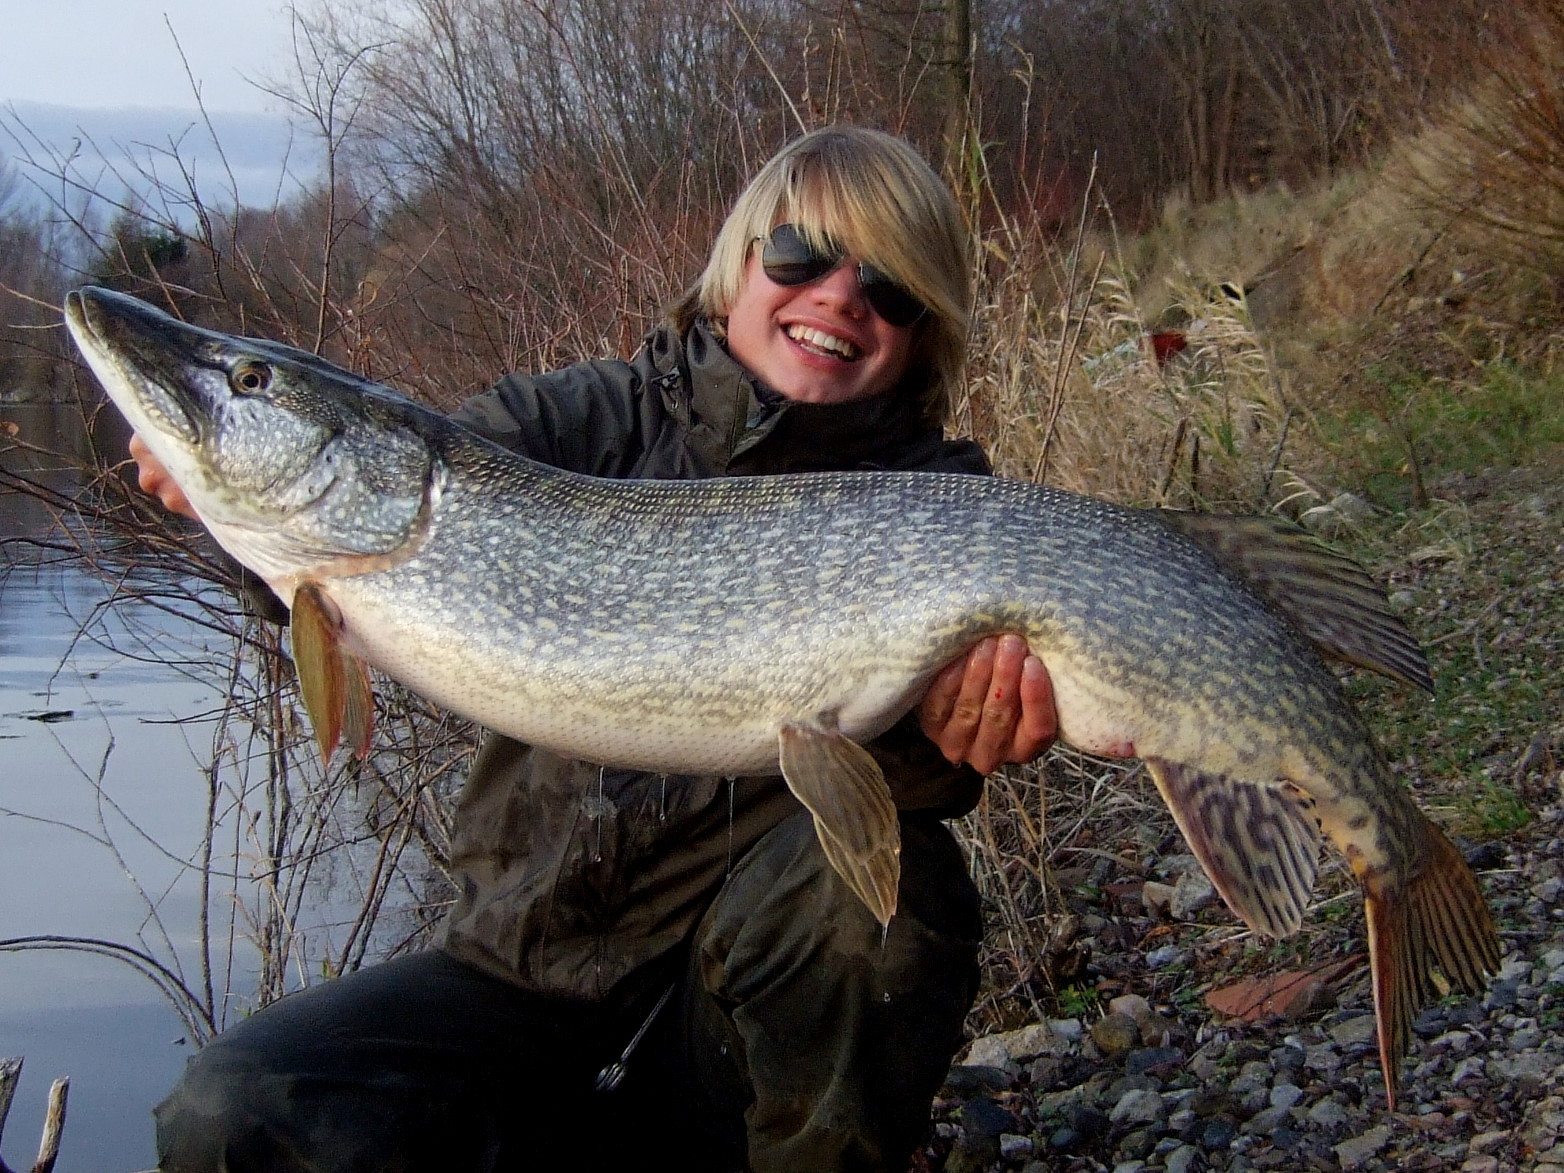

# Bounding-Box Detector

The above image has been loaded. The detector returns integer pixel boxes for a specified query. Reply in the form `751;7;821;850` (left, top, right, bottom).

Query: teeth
786;324;860;360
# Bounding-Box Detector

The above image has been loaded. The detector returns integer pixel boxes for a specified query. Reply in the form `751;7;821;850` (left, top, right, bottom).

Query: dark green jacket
436;320;990;1004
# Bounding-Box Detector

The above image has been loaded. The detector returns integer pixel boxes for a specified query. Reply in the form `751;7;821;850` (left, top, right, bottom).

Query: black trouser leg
673;811;982;1173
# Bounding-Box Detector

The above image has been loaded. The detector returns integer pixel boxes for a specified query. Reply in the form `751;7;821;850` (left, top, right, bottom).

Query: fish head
64;286;435;587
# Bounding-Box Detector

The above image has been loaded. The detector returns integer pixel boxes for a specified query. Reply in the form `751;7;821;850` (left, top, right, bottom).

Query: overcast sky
3;0;298;113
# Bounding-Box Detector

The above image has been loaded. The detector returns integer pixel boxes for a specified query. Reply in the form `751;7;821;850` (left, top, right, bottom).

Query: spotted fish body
65;286;1498;1107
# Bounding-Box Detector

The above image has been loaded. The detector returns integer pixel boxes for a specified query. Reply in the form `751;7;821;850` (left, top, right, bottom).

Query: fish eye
231;361;273;395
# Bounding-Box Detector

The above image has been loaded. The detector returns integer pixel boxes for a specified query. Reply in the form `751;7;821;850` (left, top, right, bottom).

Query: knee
154;1038;287;1172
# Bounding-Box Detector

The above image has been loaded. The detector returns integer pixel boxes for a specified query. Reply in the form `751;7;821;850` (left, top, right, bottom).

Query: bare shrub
1402;3;1564;280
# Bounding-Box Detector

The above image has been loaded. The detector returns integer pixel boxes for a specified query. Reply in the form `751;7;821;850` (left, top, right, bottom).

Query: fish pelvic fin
1145;758;1322;939
1362;819;1501;1111
778;722;902;927
1156;511;1434;693
291;583;375;764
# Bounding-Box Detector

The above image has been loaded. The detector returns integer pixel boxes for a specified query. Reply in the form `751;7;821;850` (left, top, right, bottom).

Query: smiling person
147;126;1058;1173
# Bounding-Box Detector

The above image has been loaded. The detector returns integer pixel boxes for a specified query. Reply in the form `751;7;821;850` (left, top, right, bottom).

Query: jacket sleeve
449;359;654;477
867;714;984;818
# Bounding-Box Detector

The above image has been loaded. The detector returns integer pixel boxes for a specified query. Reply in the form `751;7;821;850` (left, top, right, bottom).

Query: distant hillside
1;100;324;215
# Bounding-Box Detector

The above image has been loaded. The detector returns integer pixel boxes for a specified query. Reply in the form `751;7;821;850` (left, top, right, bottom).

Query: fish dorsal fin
291;582;375;764
778;722;902;926
1144;758;1322;939
1156;511;1434;693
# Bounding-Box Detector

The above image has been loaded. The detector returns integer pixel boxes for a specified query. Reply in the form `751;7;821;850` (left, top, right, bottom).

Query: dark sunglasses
757;223;928;329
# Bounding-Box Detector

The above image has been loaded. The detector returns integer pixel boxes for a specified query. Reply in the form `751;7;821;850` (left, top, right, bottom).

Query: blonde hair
672;127;971;427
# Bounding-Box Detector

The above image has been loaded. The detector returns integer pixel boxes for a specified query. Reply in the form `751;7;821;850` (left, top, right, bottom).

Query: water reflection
2;394;448;1171
2;398;221;1169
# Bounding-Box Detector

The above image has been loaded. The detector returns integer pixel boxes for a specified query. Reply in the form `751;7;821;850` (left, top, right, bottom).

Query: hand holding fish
129;432;197;519
917;633;1057;773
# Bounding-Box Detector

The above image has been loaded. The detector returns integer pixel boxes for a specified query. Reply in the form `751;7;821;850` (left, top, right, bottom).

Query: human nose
807;260;871;316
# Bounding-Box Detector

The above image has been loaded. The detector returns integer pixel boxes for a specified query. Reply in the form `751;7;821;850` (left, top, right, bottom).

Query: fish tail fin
1363;819;1501;1110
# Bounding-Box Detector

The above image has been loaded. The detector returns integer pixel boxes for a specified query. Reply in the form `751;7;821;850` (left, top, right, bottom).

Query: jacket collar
657;319;939;476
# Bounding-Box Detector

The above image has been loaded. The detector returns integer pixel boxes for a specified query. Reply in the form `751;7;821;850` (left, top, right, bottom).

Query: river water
0;396;356;1170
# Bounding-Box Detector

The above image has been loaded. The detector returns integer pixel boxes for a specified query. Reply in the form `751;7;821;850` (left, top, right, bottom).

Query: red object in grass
1148;331;1188;367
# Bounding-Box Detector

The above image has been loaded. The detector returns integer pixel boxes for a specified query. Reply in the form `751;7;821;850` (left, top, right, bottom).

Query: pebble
999;1133;1034;1160
1146;945;1187;969
1110;1088;1167;1127
1333;1124;1391;1169
1171;870;1217;918
1093;1013;1140;1056
1327;1015;1376;1047
1305;1098;1351;1128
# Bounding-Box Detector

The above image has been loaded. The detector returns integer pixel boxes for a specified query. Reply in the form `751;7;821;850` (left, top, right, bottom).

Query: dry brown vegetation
3;0;1563;1037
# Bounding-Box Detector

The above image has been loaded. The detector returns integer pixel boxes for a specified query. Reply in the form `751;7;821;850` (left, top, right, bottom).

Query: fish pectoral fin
1145;758;1321;939
778;722;901;927
291;582;374;763
1156;510;1434;693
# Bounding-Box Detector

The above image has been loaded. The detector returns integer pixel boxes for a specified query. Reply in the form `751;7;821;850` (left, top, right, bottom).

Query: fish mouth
64;287;210;444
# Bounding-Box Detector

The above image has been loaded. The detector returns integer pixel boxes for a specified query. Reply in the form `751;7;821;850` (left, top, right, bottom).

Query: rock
1165;1143;1202;1173
1116;1127;1159;1159
1092;1013;1140;1055
1067;1105;1110;1138
1269;1083;1304;1111
1110;1088;1167;1127
999;1133;1035;1160
1125;1045;1184;1076
1327;1015;1376;1047
1467;1129;1507;1155
1493;1051;1556;1080
1109;994;1153;1022
943;1065;1013;1096
1142;880;1176;916
1146;944;1187;969
1333;1125;1392;1170
958;1096;1016;1141
1200;1117;1238;1149
1244;1105;1292;1133
1171;870;1217;918
1305;1098;1351;1128
965;1021;1074;1068
1450;1055;1486;1085
1460;1157;1499;1173
1302;1044;1342;1074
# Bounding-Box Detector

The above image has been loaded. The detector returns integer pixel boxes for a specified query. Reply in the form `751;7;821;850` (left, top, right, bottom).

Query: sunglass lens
859;265;926;328
761;224;834;286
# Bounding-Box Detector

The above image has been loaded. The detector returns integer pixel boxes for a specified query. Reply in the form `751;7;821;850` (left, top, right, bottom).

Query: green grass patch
1317;361;1564;506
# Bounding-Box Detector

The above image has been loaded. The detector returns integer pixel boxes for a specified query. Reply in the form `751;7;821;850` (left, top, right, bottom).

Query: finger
916;656;969;733
1008;654;1059;761
965;634;1028;774
930;636;999;763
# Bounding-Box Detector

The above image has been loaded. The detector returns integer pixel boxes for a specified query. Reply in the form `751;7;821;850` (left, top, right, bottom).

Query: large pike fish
66;286;1498;1107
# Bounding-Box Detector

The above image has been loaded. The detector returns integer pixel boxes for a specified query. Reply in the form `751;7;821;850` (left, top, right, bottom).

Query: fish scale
64;284;1499;1109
